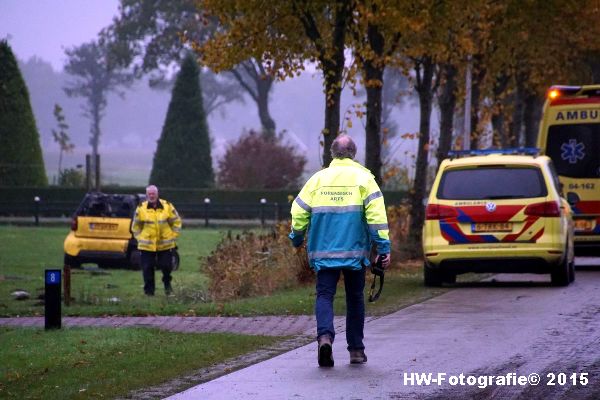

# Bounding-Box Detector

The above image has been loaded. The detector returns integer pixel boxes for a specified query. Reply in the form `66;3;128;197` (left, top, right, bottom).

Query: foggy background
2;0;428;186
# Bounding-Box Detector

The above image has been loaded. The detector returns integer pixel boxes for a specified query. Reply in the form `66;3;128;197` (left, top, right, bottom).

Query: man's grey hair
330;134;357;159
146;185;158;194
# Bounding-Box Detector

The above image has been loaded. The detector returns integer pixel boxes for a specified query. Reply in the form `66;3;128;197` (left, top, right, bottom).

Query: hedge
0;187;408;218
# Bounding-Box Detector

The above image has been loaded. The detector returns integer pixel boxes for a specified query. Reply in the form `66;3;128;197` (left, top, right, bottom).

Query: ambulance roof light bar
547;85;582;100
447;148;540;159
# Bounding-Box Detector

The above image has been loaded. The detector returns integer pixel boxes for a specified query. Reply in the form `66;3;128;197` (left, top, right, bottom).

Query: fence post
95;154;101;191
260;198;267;227
85;154;91;191
33;196;40;226
204;198;211;227
63;263;71;306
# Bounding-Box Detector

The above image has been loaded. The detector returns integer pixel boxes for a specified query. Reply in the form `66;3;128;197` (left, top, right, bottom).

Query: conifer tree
0;40;47;186
150;54;214;187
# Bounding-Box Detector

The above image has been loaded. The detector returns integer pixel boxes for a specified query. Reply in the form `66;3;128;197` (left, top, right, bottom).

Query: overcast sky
0;0;119;71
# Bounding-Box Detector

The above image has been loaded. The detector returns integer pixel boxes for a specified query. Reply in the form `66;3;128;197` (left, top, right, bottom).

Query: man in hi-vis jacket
289;135;390;367
132;185;181;296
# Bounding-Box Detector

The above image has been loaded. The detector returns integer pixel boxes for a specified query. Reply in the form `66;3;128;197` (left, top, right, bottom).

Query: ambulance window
546;124;600;178
437;167;547;200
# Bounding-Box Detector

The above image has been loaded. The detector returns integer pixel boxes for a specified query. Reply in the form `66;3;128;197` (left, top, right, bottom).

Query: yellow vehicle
537;85;600;255
422;149;574;287
64;192;143;269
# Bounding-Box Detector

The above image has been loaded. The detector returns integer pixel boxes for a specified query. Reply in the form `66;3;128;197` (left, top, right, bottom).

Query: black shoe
349;349;367;364
317;335;334;367
145;292;154;296
165;286;173;296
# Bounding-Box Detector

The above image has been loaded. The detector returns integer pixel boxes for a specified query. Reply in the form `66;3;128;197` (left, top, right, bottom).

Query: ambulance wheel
551;256;570;287
443;272;456;284
424;262;443;287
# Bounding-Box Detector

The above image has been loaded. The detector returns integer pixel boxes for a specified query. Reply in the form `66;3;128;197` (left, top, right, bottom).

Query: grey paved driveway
168;258;600;400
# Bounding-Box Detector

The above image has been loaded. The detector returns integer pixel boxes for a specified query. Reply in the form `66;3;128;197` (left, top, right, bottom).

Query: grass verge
0;226;224;316
0;327;279;399
0;226;471;317
206;260;451;317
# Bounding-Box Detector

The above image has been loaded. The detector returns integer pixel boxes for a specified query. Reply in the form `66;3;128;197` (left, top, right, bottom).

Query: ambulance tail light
426;204;458;220
524;201;560;217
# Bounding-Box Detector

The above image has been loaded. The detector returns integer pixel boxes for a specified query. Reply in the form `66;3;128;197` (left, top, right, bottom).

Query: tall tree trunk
509;73;526;147
593;64;600;83
491;74;510;147
437;63;457;167
322;67;343;167
365;64;383;183
231;59;276;138
491;112;507;147
408;57;435;258
587;52;600;83
91;108;100;184
256;77;276;139
469;56;486;150
89;96;103;188
523;91;543;147
295;1;351;167
364;21;385;184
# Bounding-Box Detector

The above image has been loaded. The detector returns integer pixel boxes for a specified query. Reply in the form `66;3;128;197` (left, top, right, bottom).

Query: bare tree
63;39;133;180
51;103;74;180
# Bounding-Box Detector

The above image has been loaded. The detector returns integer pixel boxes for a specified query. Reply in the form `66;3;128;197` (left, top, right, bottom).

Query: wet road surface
169;257;600;399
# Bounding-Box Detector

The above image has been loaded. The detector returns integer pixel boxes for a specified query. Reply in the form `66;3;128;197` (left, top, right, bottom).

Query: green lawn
0;327;278;399
0;226;227;316
0;226;456;317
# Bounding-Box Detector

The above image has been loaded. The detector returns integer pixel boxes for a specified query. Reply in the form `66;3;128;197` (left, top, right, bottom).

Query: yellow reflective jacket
131;199;182;252
289;158;390;271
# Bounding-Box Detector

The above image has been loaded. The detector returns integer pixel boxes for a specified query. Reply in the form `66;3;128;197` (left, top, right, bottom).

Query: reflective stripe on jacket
131;199;182;252
289;158;390;272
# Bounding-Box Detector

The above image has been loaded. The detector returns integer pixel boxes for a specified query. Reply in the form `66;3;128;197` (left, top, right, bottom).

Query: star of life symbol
560;139;585;164
485;202;496;213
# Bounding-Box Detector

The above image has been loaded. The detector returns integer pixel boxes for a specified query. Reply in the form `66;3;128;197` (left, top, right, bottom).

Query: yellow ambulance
537;85;600;255
422;150;574;287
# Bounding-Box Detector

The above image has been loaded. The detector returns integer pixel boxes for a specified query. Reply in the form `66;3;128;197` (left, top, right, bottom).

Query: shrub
386;204;413;261
217;130;306;189
203;222;313;302
58;168;85;187
150;54;214;188
0;40;47;186
203;206;412;302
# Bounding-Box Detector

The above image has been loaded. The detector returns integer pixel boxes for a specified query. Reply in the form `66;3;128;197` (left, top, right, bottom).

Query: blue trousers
315;267;366;351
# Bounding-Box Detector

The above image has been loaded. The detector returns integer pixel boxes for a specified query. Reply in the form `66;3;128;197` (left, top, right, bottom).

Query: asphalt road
168;257;600;400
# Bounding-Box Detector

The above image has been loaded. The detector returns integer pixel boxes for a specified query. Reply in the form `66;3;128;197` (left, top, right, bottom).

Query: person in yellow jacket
132;185;182;296
289;134;391;367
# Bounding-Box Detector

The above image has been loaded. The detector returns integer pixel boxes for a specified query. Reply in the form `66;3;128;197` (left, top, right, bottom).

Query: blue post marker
45;269;62;330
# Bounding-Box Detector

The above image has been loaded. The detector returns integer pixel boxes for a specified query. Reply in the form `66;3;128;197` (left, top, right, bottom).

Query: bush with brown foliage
204;222;313;302
204;204;413;302
217;130;307;189
386;204;412;260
